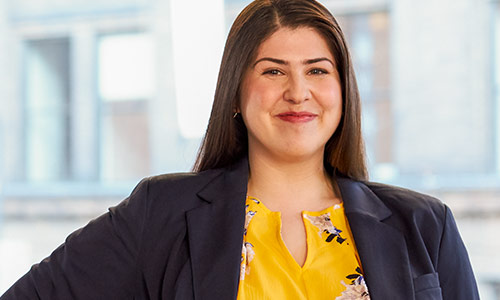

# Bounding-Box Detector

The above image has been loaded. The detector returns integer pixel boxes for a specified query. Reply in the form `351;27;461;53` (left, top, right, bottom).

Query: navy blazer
1;158;479;299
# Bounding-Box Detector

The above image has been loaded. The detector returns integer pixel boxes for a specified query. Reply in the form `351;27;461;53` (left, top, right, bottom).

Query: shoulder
144;168;223;190
353;181;453;256
361;180;448;225
125;168;225;211
363;181;444;210
137;167;224;195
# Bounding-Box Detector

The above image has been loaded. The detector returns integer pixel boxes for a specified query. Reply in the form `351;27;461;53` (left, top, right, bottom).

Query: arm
0;178;150;300
437;206;480;299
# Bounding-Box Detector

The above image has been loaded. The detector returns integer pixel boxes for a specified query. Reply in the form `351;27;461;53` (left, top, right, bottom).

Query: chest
238;197;368;299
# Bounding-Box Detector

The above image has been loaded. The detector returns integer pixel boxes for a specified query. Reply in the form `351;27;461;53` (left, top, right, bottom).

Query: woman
1;0;479;299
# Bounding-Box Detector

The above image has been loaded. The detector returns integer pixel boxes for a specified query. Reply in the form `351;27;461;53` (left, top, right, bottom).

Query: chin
275;146;324;162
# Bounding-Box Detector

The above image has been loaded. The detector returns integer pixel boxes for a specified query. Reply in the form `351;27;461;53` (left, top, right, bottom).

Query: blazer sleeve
0;178;150;300
437;205;480;299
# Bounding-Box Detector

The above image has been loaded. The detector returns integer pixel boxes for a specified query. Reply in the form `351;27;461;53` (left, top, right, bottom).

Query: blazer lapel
186;158;249;300
337;178;414;299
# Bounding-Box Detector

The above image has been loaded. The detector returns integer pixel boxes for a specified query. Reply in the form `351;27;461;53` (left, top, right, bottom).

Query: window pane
336;12;392;176
24;38;71;182
98;33;155;102
100;101;150;181
97;33;152;181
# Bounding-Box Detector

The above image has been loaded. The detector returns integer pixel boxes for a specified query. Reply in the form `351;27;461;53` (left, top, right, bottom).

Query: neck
247;151;339;211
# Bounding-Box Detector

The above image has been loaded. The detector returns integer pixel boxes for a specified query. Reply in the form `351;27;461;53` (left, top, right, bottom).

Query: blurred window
24;38;71;182
97;32;154;181
335;11;392;179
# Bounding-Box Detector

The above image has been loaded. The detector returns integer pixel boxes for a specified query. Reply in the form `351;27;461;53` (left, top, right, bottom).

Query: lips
275;111;318;123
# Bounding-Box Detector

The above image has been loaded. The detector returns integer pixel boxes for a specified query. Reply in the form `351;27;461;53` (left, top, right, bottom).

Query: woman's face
239;26;342;164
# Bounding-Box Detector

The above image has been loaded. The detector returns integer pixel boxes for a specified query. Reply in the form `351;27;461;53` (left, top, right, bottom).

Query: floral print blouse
237;196;370;300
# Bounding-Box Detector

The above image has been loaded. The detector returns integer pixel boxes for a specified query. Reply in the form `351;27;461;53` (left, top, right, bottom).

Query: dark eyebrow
253;57;287;67
253;57;335;68
304;57;335;66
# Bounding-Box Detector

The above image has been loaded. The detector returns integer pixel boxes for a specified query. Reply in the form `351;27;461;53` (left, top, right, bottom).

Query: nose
283;73;311;104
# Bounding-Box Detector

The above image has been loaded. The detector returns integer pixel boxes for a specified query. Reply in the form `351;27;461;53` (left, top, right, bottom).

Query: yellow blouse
237;196;370;300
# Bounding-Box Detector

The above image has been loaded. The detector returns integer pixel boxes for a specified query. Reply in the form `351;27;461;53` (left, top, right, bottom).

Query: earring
233;112;238;118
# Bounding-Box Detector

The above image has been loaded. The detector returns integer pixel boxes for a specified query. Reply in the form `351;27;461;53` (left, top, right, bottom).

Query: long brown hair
193;0;367;181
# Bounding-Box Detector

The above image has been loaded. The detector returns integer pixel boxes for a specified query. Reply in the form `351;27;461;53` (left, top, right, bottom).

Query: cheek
318;82;343;112
241;81;278;114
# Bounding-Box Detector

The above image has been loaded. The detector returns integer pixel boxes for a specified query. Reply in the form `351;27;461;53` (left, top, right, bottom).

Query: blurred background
0;0;499;297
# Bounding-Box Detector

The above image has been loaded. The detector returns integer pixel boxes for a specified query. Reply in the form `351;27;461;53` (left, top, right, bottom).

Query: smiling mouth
275;112;318;123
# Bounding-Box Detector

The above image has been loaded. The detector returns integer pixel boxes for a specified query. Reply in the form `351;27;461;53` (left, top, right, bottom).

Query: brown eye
309;68;328;75
263;69;283;75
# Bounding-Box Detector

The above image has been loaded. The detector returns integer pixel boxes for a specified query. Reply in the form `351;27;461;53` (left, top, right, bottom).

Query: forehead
255;26;333;60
